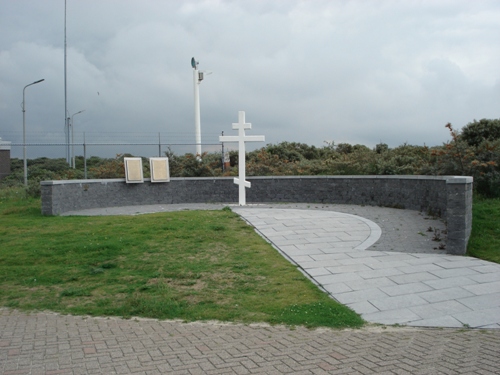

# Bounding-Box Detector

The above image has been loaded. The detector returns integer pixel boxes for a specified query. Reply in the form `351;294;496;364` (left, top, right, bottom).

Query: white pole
193;66;201;159
238;111;246;205
83;132;87;179
22;88;27;187
64;0;69;165
70;110;84;168
71;119;74;168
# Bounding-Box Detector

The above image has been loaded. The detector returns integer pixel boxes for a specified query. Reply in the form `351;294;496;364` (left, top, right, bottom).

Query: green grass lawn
0;188;363;329
466;196;500;264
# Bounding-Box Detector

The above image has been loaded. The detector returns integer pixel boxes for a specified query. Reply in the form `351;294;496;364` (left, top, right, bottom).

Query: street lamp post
64;0;69;165
70;110;85;168
192;57;202;159
22;79;45;187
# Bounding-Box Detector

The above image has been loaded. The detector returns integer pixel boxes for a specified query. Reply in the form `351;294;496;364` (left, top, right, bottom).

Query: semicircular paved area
232;206;500;329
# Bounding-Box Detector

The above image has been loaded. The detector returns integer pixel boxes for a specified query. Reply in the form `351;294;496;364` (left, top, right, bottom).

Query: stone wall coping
446;176;474;184
42;178;126;185
248;175;458;181
0;140;11;150
41;175;465;185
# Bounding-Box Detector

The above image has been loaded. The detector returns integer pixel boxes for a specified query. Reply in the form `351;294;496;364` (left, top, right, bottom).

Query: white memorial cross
219;111;265;205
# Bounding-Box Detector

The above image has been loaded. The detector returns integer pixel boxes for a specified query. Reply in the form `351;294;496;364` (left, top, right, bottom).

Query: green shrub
429;123;500;197
3;118;499;197
461;118;500;147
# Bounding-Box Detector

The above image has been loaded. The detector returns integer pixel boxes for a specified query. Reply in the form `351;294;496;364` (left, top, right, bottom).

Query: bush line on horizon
2;119;499;198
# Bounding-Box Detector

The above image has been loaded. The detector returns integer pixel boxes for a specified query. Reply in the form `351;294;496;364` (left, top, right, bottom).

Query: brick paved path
1;309;500;375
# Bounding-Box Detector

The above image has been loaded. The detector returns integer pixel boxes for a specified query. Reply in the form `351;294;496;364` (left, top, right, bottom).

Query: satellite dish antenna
191;57;197;69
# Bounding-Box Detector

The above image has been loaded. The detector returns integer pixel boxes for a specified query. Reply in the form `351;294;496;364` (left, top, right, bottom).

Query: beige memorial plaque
150;157;170;183
124;157;144;183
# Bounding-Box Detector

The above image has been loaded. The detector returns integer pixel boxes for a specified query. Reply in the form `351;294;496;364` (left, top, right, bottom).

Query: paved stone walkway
231;206;500;329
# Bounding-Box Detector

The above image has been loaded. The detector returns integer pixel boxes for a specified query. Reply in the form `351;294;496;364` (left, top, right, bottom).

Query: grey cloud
1;0;499;159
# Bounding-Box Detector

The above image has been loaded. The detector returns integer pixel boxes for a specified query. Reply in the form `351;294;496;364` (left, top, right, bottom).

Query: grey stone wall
0;151;10;181
0;138;11;181
41;175;473;255
444;177;474;255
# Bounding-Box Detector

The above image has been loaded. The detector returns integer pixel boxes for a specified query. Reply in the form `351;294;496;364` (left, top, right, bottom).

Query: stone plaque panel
124;157;144;183
150;157;170;183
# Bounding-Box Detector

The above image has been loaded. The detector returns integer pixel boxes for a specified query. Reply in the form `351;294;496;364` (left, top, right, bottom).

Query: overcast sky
1;0;499;158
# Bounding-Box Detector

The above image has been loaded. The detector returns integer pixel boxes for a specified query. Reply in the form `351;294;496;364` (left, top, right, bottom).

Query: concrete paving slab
288;255;314;263
453;308;500;327
434;259;488;269
379;282;434;297
314;272;364;285
325;263;373;273
306;235;344;243
310;252;352;261
418;287;476;303
322;283;353;295
469;272;500;283
396;263;446;274
388;271;440;284
457;293;500;310
429;267;482;279
422;276;479;290
463;281;500;296
365;260;412;270
471;264;500;274
344;277;398;291
409;300;473;318
410;316;465;328
334;288;390;305
304;267;331;277
300;259;343;269
347;301;380;315
358;267;406;279
361;308;423;325
368;294;429;311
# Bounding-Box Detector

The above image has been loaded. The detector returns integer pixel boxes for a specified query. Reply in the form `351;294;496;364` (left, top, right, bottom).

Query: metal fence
2;130;230;179
3;130;226;159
